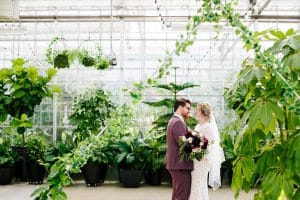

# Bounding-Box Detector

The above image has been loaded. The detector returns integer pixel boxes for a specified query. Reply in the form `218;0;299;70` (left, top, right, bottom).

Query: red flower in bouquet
179;130;209;161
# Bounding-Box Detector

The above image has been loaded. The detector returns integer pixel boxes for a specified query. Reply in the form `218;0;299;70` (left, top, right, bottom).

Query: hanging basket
78;40;111;70
46;37;76;69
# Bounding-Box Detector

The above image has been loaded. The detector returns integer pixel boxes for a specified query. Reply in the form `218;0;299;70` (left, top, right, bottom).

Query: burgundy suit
166;115;193;200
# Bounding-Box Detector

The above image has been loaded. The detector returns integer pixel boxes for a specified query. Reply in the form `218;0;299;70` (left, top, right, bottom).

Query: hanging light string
186;38;217;65
154;0;172;28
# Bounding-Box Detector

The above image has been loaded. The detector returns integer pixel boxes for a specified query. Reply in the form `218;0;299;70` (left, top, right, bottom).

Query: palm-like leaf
154;82;199;93
143;98;174;108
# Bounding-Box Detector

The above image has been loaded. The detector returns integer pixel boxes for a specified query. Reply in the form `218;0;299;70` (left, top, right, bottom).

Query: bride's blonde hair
196;103;212;121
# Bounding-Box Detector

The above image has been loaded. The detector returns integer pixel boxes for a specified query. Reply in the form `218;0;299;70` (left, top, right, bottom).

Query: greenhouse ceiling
0;0;299;23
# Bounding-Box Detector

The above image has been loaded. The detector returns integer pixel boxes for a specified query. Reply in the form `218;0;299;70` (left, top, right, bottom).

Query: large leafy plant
113;135;150;170
144;82;199;133
25;133;48;162
69;88;115;143
32;105;135;199
0;58;58;145
225;29;300;200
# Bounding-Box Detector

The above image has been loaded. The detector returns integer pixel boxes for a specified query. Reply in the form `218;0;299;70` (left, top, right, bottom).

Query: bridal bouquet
179;130;209;161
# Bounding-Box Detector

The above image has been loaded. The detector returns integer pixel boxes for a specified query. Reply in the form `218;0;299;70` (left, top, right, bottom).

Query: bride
189;103;225;200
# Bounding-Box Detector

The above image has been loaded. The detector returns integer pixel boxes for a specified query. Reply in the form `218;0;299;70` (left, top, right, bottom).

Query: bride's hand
192;147;201;152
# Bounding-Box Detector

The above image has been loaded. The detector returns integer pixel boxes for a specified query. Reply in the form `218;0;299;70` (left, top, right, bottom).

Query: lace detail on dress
189;159;210;200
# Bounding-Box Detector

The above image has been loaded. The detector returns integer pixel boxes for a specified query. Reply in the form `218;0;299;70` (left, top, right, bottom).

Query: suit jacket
166;115;193;170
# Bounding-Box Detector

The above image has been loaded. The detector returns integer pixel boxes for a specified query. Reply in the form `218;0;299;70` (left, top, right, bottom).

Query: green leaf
143;98;174;108
13;90;26;98
47;68;57;79
293;188;300;200
270;30;285;40
11;58;26;68
52;85;61;93
285;28;295;37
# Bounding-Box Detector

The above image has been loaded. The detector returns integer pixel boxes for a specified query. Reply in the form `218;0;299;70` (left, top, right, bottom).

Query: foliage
225;29;300;199
69;88;115;142
46;37;78;69
0;58;58;145
32;127;107;200
0;136;16;166
46;37;111;69
79;46;110;69
25;133;48;162
144;132;166;173
112;134;150;170
143;82;199;132
32;105;135;199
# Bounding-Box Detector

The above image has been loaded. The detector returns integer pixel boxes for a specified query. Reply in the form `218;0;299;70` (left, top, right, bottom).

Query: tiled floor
0;181;255;200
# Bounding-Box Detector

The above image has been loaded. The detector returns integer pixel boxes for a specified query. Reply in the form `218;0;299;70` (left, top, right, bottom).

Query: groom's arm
172;121;187;145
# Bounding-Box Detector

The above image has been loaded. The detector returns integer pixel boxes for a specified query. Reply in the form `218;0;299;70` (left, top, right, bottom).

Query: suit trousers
169;169;192;200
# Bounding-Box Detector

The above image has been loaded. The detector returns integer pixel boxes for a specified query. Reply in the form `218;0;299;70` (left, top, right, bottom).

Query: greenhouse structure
0;0;299;199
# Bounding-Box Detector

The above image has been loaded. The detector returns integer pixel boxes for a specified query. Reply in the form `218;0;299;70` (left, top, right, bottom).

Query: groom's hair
174;98;191;112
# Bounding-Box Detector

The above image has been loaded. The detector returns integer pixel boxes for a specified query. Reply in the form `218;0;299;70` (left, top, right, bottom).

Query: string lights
154;0;172;28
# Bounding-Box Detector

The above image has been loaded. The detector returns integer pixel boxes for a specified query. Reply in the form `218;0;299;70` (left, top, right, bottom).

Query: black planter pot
98;163;108;182
105;166;119;181
161;168;172;184
12;146;28;181
0;165;14;185
119;168;143;187
221;165;233;186
145;169;162;186
27;160;45;184
82;161;108;187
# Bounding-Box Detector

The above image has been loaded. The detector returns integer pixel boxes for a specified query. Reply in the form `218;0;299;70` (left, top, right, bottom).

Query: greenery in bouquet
179;130;208;161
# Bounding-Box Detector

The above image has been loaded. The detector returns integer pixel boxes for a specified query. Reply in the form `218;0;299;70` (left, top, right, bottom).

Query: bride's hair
196;103;212;121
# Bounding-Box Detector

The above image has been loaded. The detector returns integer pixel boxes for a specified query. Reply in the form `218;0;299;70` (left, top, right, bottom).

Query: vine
129;0;298;103
127;0;299;199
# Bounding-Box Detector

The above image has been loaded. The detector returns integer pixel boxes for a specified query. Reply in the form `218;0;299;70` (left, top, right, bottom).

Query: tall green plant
69;88;115;143
0;58;58;144
225;29;300;200
144;82;199;132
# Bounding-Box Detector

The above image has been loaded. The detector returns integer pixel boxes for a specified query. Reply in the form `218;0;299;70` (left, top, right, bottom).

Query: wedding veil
208;114;225;190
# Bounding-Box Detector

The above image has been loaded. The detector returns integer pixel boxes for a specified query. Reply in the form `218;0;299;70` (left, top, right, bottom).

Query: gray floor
0;181;255;200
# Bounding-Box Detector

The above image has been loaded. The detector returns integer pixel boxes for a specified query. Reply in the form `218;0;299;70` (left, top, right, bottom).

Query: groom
166;98;193;200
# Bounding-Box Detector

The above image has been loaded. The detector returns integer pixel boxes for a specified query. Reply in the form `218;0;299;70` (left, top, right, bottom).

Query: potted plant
0;136;16;185
113;134;150;187
69;88;115;143
0;58;58;181
81;136;112;186
220;120;238;186
25;133;48;184
144;132;166;185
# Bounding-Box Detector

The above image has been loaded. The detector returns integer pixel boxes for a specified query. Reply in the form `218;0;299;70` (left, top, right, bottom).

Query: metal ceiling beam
0;14;299;23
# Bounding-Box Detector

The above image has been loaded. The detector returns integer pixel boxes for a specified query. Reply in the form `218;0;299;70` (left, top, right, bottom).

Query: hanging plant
46;38;111;70
79;45;111;69
46;37;78;69
79;49;95;67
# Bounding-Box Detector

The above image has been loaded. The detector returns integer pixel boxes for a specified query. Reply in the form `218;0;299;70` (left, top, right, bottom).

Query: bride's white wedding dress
189;121;225;200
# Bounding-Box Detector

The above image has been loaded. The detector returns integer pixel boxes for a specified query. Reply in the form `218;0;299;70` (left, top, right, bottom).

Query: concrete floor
0;181;255;200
